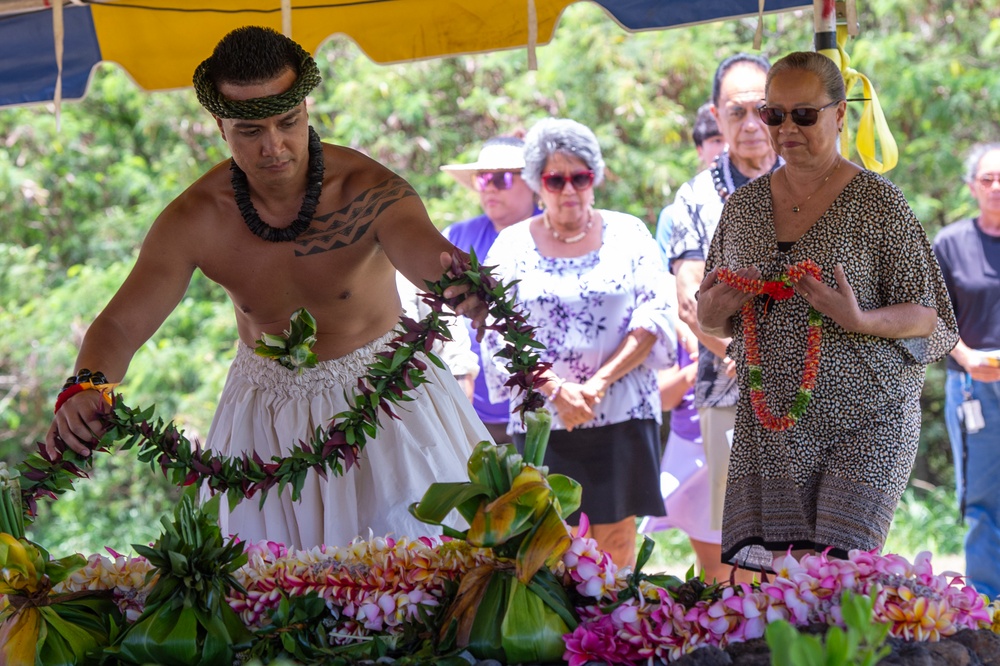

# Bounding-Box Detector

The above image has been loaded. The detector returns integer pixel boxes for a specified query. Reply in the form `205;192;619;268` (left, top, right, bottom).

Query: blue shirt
443;211;539;424
933;217;1000;371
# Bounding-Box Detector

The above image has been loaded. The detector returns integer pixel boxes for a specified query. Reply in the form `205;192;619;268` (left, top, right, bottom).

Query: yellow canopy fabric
91;0;568;91
0;0;815;106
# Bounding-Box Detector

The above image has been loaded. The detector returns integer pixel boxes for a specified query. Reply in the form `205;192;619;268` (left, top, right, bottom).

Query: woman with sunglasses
697;51;958;573
439;137;541;444
479;118;676;567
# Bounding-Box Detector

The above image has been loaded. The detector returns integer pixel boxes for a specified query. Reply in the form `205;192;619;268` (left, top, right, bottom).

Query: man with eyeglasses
646;101;729;583
440;136;541;444
933;143;1000;599
667;54;779;581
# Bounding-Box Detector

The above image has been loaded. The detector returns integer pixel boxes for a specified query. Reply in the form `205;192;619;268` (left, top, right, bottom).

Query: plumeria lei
562;546;993;665
45;530;997;664
717;259;823;431
17;250;547;519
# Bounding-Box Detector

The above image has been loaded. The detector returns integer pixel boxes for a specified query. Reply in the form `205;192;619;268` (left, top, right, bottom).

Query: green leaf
38;605;104;663
824;626;851;665
766;620;802;666
40;553;87;587
797;634;827;665
168;550;190;575
522;409;552;467
546;474;582;518
389;347;411;370
525;567;578;630
500;576;570;664
111;601;200;664
466;440;500;486
466;570;508;661
409;482;492;524
258;333;287;348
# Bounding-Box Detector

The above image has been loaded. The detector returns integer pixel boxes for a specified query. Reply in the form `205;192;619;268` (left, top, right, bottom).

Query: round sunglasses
756;99;841;127
474;171;518;191
541;170;595;193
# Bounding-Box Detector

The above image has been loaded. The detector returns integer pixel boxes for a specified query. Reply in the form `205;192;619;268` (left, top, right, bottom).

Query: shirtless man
45;26;491;548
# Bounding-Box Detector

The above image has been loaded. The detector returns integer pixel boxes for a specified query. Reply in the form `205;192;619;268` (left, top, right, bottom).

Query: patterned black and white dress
706;170;958;571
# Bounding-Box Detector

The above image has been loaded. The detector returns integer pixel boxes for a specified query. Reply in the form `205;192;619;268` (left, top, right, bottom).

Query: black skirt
513;418;665;525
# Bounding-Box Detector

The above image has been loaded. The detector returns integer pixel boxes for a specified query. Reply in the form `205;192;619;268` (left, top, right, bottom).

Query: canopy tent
0;0;812;108
0;0;894;170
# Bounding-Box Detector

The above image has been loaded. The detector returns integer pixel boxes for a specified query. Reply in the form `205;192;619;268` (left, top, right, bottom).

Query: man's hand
968;357;1000;383
950;340;1000;383
45;390;109;458
440;251;489;339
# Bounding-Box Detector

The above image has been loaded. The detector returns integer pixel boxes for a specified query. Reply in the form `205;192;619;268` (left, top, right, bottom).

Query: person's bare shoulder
160;160;233;231
312;142;426;240
321;143;415;204
144;160;240;266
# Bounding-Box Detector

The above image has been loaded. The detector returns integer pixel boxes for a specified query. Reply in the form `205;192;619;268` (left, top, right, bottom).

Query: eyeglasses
756;99;841;127
474;171;517;191
541;170;595;193
977;173;1000;188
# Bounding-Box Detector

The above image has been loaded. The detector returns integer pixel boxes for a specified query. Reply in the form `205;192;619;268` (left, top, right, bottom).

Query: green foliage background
1;0;997;555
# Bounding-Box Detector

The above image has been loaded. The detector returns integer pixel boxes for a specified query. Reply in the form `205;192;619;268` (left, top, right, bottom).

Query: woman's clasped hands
549;378;606;432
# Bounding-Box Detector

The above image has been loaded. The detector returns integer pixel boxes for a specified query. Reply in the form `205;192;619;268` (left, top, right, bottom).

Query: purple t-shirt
669;343;701;442
443;214;512;424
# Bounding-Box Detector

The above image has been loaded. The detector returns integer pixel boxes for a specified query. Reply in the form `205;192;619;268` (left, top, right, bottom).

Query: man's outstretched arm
46;212;196;457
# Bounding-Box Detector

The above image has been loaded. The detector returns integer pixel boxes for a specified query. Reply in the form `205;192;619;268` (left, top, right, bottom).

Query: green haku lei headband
192;41;322;119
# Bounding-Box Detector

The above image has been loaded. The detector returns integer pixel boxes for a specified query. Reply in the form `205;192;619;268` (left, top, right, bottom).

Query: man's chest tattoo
292;176;416;256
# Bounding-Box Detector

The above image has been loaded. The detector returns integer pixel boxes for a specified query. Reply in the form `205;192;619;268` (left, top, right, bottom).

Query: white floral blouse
481;210;676;434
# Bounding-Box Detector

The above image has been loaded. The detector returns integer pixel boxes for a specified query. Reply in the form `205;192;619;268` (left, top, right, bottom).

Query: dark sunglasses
474;171;517;191
541;170;595;193
757;99;841;127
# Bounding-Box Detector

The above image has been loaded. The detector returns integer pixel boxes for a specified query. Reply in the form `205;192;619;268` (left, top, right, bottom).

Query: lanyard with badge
959;373;985;434
958;372;985;519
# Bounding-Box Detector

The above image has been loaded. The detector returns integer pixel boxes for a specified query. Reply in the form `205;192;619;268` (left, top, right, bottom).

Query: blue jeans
945;369;1000;599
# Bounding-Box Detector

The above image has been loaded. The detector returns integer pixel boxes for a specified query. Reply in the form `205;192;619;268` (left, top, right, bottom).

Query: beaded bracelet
60;368;108;391
54;369;117;414
549;378;565;401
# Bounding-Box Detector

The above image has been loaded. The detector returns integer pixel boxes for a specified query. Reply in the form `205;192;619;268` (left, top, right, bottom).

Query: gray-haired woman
480;117;677;567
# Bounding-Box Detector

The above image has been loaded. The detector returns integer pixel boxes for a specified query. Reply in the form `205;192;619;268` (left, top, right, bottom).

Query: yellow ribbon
79;381;119;406
817;27;898;173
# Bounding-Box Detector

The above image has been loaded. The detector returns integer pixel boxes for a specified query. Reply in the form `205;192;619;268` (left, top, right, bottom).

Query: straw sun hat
439;138;526;190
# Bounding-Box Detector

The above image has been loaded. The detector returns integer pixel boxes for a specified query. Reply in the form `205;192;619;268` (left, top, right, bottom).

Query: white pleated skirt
204;331;490;549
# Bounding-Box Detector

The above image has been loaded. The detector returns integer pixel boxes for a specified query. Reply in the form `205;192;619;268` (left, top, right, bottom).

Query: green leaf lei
17;250;547;522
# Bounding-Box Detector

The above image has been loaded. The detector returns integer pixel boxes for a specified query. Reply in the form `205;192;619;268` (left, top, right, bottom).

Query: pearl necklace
543;207;594;243
785;160;840;214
